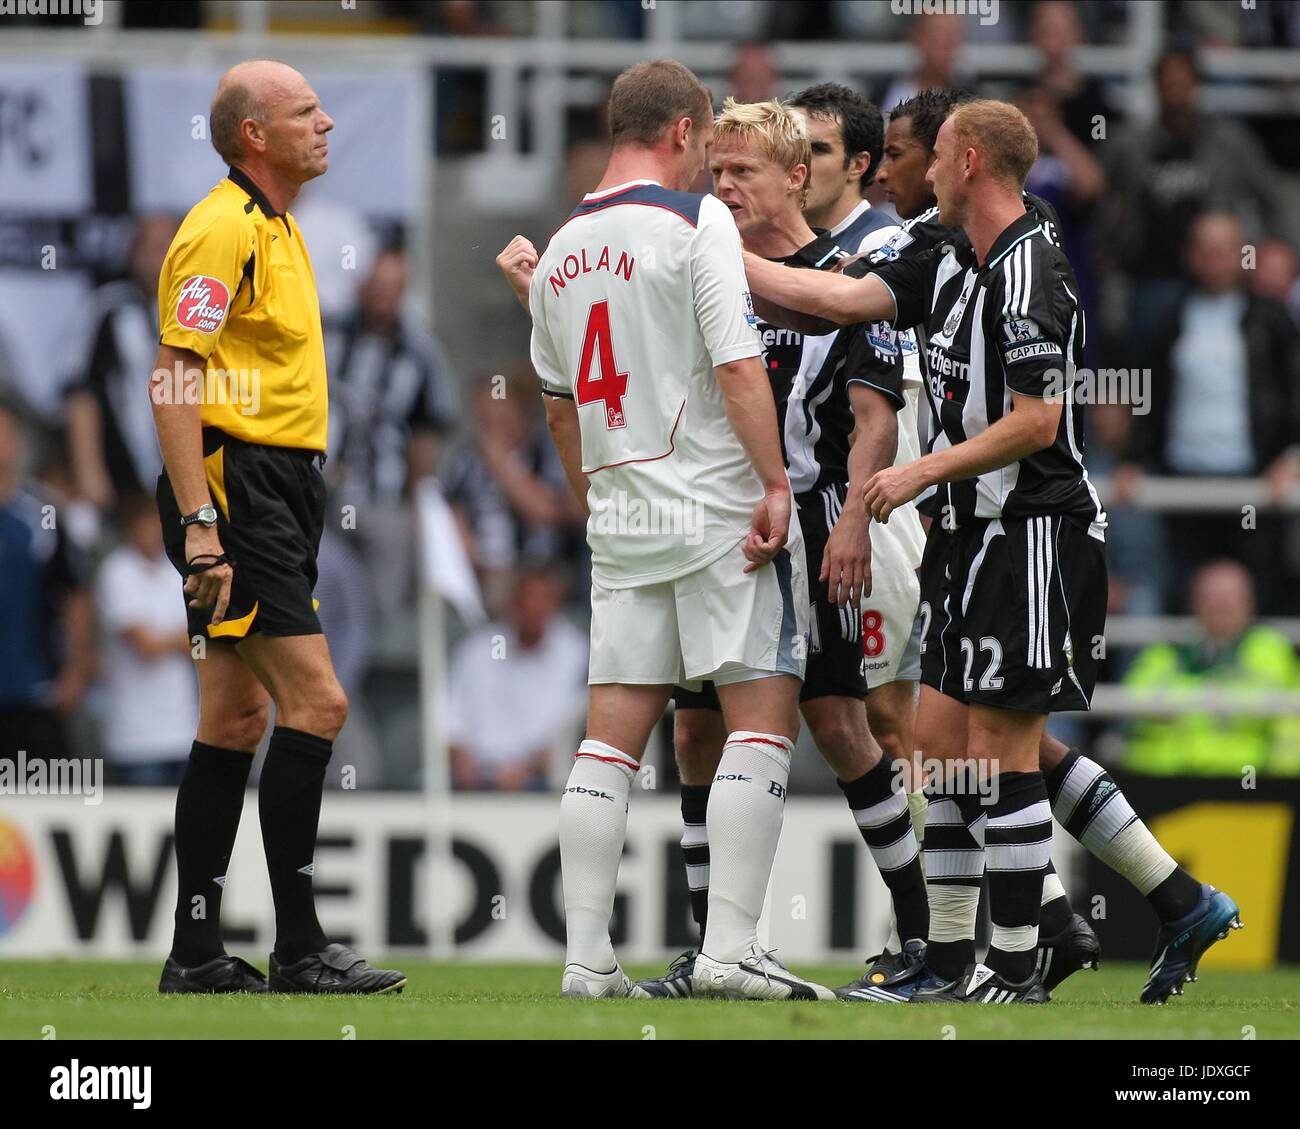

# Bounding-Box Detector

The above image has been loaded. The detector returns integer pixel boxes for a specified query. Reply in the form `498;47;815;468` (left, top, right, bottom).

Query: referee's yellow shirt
157;165;328;452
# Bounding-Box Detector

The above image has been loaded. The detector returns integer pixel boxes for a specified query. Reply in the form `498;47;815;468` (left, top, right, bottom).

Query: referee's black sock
171;741;253;967
260;726;332;963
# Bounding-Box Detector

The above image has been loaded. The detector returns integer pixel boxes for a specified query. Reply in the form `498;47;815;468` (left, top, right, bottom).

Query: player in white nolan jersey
630;98;929;1003
496;60;832;1002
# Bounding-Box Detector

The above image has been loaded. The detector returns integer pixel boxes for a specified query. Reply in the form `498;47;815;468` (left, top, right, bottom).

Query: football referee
151;60;403;994
744;100;1122;1003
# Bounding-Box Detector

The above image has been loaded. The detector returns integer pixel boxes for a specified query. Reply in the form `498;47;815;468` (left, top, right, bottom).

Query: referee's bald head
210;59;333;183
210;60;313;157
945;100;1039;191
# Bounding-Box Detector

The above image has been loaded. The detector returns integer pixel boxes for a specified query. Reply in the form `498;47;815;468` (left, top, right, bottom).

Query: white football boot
560;962;650;998
693;944;836;1001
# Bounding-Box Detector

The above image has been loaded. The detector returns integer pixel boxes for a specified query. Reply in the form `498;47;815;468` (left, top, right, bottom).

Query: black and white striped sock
922;786;984;981
679;784;710;945
984;771;1052;984
839;758;929;944
1047;749;1201;922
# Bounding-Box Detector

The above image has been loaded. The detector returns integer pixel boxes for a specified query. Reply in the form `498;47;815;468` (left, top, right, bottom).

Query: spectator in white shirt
96;493;199;785
446;564;588;791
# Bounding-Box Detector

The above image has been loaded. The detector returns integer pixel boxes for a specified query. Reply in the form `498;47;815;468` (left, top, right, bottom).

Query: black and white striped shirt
324;318;457;504
870;209;1106;537
61;280;163;497
762;232;905;498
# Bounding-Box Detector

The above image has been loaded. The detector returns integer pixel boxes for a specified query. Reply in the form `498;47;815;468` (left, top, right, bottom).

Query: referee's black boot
269;942;406;995
159;953;269;994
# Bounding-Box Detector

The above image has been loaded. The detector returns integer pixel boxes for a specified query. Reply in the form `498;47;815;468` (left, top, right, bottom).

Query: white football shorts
588;533;810;688
861;566;922;690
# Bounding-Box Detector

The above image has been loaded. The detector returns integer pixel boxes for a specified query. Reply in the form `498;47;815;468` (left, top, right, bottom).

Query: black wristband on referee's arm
185;553;233;576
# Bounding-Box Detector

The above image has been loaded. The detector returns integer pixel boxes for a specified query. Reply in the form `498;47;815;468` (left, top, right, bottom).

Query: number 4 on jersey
576;300;629;429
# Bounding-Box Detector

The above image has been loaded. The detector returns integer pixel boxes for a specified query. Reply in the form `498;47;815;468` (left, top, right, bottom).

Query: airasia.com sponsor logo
176;275;230;334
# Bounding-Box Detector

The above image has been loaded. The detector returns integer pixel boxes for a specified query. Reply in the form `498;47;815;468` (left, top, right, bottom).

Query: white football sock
929;885;980;946
702;730;793;963
1051;754;1177;894
885;918;903;956
1041;867;1067;906
559;740;637;971
1099;821;1179;895
908;790;929;848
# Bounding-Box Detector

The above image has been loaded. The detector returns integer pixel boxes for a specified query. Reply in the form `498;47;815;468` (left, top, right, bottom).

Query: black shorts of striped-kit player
918;513;1107;712
158;427;326;641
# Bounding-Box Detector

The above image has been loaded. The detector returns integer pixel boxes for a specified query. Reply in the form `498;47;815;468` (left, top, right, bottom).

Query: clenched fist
496;235;538;312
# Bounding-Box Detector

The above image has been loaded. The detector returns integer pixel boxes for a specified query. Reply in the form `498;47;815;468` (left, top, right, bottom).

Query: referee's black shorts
158;427;326;641
673;482;867;713
918;513;1106;713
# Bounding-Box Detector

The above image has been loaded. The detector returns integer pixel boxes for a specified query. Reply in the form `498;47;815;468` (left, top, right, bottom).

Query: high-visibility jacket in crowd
1123;626;1300;776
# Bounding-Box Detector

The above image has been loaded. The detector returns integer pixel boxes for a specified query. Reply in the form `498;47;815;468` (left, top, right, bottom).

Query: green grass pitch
2;960;1297;1040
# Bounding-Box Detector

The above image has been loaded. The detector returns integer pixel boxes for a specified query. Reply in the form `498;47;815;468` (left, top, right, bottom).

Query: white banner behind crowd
0;62;421;420
0;64;93;216
125;69;419;219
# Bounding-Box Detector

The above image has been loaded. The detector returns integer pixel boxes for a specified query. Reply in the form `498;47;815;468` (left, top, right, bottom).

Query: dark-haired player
788;83;930;994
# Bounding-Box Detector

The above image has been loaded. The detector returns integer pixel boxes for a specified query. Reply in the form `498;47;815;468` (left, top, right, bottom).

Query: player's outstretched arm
750;295;841;337
715;355;792;573
743;249;896;327
542;393;590;517
865;393;1062;524
495;235;537;313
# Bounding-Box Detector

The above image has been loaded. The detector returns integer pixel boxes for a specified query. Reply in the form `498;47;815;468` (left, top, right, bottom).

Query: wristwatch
181;503;219;529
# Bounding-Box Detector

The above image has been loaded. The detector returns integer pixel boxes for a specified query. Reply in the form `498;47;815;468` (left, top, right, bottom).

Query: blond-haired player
498;63;833;1001
624;98;930;1000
